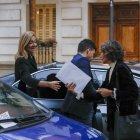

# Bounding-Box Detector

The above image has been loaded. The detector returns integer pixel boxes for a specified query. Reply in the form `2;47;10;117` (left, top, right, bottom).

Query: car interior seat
39;73;67;99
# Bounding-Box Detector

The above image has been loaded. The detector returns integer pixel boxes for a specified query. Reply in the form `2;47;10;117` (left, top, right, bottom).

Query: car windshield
0;81;52;129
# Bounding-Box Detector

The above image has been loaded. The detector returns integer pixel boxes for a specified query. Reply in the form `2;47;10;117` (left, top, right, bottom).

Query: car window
92;69;107;86
134;75;140;87
13;68;108;99
133;75;140;102
32;68;59;80
0;74;15;85
0;82;50;120
13;66;140;103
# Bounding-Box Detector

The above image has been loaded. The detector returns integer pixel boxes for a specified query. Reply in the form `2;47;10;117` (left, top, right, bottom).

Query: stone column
29;0;36;33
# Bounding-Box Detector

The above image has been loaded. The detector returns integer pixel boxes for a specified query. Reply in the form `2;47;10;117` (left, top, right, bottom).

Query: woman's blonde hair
15;31;35;60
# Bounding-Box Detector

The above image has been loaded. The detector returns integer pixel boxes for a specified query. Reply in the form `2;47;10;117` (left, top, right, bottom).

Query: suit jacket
15;55;40;96
61;53;102;119
101;61;139;130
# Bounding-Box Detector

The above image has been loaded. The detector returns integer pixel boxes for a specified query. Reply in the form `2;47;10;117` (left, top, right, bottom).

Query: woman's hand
48;81;61;91
96;88;113;97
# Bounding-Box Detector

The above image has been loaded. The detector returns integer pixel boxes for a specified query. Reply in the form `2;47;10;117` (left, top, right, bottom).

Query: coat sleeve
100;69;110;88
116;64;139;101
83;81;103;101
16;58;40;88
75;58;103;101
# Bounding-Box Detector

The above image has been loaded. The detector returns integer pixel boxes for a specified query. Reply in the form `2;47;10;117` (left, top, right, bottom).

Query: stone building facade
0;0;139;67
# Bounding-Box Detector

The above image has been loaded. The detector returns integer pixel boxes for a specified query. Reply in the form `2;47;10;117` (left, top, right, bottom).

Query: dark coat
15;55;40;96
101;61;139;130
61;53;102;119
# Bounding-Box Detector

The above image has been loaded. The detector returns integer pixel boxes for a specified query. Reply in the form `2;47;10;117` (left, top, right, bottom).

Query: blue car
0;80;108;140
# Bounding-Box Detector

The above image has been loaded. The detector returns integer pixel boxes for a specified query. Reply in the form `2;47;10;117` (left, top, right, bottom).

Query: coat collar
28;54;37;70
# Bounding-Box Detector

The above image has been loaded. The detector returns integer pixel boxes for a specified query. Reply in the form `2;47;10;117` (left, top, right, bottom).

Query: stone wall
0;0;26;64
0;0;139;76
0;63;14;77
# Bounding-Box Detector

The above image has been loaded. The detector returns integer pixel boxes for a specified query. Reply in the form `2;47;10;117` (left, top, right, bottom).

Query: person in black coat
97;40;139;140
15;31;60;97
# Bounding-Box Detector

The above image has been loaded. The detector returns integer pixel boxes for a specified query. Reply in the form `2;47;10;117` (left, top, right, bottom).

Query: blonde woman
15;31;60;97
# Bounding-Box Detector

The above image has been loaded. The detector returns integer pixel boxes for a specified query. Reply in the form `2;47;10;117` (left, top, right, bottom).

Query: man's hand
65;82;76;95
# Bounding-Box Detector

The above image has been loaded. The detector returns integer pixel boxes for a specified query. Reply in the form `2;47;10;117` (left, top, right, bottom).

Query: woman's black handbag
114;106;140;140
114;68;140;140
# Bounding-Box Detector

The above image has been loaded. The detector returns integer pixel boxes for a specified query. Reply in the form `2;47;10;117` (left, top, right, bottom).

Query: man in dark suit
61;39;111;126
97;41;139;140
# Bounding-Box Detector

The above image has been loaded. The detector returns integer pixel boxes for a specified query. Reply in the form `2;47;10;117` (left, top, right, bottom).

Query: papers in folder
56;62;91;94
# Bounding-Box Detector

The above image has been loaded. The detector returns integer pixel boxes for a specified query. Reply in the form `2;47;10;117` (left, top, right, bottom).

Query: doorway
89;2;140;61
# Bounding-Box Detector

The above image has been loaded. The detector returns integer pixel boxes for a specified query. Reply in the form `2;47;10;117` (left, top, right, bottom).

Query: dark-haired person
97;40;139;140
15;31;60;97
61;39;111;126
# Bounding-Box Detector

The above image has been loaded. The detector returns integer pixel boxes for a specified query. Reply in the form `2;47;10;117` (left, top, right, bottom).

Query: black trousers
109;130;116;140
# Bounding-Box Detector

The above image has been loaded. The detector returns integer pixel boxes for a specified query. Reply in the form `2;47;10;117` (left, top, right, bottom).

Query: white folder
56;62;91;94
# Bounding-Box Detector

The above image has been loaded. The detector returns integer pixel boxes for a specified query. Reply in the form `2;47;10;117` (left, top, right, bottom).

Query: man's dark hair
78;39;96;52
101;40;124;62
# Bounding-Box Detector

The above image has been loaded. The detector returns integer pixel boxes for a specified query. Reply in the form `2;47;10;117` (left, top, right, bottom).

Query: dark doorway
89;2;140;61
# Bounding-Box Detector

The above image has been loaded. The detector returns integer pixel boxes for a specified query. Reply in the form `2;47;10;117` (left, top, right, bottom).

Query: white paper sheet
0;112;17;129
0;111;10;120
0;122;17;128
56;62;91;94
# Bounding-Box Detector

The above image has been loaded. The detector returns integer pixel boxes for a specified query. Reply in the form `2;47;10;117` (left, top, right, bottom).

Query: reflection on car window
0;83;49;120
134;76;140;87
93;70;106;86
